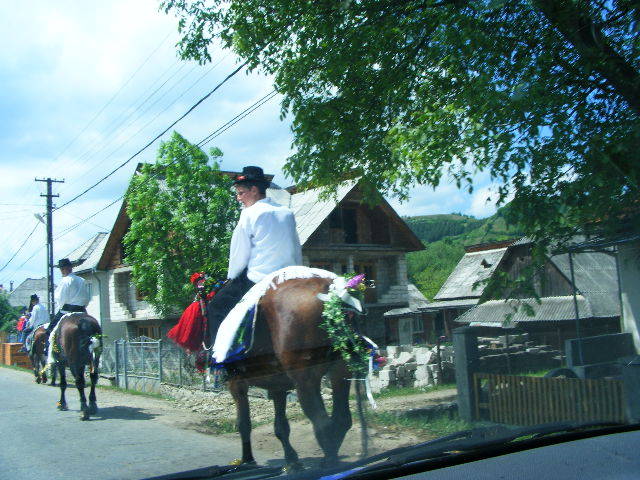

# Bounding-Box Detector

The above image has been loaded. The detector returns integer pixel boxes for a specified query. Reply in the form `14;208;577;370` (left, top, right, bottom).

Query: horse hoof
229;459;256;466
35;377;41;384
81;413;90;421
42;375;47;383
87;403;98;415
57;403;68;411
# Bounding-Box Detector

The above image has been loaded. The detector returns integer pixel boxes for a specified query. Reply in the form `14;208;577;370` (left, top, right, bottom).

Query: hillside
405;209;522;300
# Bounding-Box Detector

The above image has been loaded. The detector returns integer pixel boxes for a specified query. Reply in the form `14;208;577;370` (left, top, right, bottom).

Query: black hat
57;258;73;269
233;166;269;187
30;294;39;301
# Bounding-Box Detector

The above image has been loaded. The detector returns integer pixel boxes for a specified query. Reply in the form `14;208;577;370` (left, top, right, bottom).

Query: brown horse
29;327;56;385
223;276;364;471
52;313;102;420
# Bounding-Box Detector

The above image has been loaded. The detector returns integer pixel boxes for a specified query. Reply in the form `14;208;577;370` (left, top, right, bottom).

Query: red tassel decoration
167;301;205;353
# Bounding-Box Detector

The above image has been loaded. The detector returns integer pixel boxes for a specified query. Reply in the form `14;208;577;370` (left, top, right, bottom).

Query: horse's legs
228;379;256;465
329;364;353;457
74;364;90;420
49;360;56;386
57;361;68;411
294;373;339;466
270;390;302;472
87;356;99;415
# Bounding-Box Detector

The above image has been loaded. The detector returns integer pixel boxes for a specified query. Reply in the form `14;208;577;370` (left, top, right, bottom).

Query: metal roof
8;277;49;309
385;284;430;317
549;250;620;318
433;247;508;300
456;295;596;327
65;232;110;273
422;298;480;311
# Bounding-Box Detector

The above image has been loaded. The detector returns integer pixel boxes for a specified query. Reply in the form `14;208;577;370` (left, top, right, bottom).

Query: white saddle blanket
212;266;337;364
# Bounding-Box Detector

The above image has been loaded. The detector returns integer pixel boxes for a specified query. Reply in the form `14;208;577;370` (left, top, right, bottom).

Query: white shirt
228;197;303;283
27;303;49;329
55;273;90;309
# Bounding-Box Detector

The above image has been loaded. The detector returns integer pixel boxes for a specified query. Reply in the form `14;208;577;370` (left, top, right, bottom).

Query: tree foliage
124;132;239;316
163;0;640;249
0;291;21;333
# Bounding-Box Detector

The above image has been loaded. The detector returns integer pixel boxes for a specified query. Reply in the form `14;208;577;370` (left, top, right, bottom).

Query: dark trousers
206;271;255;347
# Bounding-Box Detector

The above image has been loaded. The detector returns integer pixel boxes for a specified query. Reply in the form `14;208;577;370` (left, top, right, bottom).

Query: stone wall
369;333;563;393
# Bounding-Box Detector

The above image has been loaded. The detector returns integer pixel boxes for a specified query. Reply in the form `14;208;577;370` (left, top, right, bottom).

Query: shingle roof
434;247;509;300
456;295;593;327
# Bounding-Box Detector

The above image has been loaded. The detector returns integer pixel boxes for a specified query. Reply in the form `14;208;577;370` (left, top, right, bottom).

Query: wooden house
79;175;425;346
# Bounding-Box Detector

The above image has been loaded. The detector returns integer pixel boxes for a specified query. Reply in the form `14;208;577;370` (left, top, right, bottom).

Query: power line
50;33;172;168
55;58;251;211
67;57;227;192
53;88;278;241
0;222;40;274
198;90;278;147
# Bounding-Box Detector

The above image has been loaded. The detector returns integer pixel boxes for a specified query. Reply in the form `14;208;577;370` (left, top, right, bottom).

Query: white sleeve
228;213;251;279
55;278;69;308
291;217;303;265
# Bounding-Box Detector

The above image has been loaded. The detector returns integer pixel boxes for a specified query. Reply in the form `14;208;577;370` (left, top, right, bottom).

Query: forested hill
404;210;522;301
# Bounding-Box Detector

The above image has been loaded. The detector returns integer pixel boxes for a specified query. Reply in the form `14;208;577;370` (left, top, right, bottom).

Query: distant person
24;294;49;353
16;314;27;343
45;258;90;335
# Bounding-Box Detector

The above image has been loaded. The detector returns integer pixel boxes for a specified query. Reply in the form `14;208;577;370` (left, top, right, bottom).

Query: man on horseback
23;294;49;353
45;258;90;336
206;166;302;346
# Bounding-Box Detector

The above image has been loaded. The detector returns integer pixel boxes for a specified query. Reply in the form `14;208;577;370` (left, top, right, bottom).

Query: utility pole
35;177;64;317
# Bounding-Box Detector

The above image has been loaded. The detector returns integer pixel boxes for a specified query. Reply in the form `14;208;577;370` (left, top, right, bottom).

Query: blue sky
0;0;502;290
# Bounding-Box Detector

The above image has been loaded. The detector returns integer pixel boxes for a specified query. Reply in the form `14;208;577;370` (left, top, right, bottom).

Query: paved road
0;367;240;480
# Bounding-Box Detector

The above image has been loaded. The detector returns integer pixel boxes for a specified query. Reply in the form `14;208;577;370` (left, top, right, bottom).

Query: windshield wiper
143;464;284;480
145;421;634;480
305;421;634;480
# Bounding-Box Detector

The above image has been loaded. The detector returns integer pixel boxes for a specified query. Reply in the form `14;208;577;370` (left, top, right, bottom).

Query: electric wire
55;58;251;211
52;33;172;170
68;56;227;190
0;222;40;274
53;88;279;241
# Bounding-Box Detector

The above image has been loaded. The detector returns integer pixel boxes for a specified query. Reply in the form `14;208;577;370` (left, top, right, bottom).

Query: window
328;207;358;244
136;323;160;339
412;316;424;333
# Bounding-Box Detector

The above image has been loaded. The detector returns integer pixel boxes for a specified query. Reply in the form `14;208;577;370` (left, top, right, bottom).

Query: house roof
433;247;509;301
456;295;594;327
8;277;48;309
98;174;422;270
384;284;430;317
422;298;480;311
65;232;109;273
549;251;620;318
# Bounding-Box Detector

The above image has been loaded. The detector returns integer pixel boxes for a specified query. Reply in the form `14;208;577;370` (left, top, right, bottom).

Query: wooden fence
474;373;626;425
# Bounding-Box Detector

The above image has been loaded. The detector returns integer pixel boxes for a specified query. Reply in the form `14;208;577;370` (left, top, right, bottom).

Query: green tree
0;291;21;333
124;132;239;316
162;0;639;250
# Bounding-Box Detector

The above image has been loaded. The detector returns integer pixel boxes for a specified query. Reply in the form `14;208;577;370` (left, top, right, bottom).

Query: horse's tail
78;317;101;368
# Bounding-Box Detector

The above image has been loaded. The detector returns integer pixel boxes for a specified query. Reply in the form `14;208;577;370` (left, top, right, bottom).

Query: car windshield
1;1;639;480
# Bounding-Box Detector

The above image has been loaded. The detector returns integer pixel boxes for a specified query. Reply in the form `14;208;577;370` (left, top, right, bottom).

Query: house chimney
9;281;13;292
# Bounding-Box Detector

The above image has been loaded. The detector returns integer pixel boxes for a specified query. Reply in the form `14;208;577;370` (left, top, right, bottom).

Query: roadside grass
96;383;168;400
366;411;472;438
0;363;31;373
201;417;272;435
367;383;457;400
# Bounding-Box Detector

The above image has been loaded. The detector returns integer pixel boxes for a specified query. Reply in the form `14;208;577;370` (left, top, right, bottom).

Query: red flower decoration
190;272;205;284
206;290;216;300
